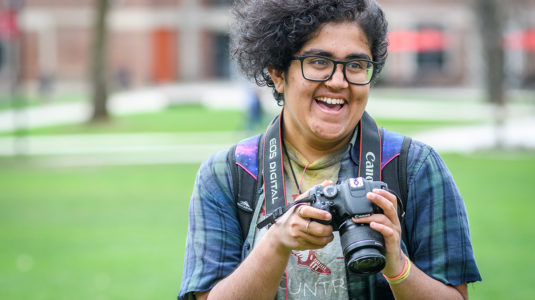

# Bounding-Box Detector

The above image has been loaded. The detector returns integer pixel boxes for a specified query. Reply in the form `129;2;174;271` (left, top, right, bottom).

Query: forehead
299;22;372;60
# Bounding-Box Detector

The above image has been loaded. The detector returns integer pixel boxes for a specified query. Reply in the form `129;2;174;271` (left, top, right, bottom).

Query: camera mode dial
322;185;338;199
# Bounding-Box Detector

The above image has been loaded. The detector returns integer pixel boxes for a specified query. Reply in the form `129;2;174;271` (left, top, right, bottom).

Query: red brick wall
56;27;91;80
109;30;152;87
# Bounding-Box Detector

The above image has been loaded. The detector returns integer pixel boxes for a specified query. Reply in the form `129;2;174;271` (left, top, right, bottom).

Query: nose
326;63;349;89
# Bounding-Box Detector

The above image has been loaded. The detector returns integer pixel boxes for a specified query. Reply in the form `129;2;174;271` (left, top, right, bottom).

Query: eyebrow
300;49;371;60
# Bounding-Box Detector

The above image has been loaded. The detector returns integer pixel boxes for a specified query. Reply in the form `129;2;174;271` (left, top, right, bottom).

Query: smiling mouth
315;97;345;111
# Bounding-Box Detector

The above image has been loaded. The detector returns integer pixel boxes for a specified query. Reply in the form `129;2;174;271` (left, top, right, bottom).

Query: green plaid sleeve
404;140;482;286
178;148;243;299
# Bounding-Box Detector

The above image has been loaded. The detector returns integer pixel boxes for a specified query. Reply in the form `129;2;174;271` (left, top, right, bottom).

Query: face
269;22;372;150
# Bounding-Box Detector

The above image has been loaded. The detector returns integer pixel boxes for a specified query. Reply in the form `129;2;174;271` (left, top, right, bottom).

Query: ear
268;66;285;94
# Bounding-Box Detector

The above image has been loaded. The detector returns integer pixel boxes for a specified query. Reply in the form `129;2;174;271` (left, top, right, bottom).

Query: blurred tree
90;0;110;122
473;0;505;148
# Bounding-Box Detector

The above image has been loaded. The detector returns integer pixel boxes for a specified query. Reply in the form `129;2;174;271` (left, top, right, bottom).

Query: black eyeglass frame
291;55;378;85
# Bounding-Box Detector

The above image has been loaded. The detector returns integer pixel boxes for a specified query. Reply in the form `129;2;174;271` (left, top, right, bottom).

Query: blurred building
382;0;535;89
0;0;534;96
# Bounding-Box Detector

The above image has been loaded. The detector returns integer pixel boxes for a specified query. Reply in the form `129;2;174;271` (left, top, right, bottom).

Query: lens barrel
339;219;386;274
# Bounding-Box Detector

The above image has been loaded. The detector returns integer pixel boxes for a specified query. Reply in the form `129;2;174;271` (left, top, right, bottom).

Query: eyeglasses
291;55;377;85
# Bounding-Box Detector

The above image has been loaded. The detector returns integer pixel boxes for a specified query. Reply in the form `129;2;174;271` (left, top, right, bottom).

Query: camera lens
346;248;385;274
339;219;385;274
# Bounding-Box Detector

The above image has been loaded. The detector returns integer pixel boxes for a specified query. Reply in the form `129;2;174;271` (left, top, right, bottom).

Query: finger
295;205;306;218
352;212;401;240
294;190;310;201
366;191;399;225
369;221;396;239
294;180;334;201
353;215;402;256
353;213;393;228
282;220;334;250
369;221;402;258
352;214;394;227
299;223;334;247
304;220;334;237
302;206;332;222
372;189;398;208
301;234;335;248
319;180;334;187
353;216;401;253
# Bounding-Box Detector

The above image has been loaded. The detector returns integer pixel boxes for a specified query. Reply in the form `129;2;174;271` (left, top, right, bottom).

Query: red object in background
388;30;418;52
388;29;447;53
416;29;446;52
152;28;178;83
505;31;523;51
0;10;18;39
506;29;535;52
525;29;535;52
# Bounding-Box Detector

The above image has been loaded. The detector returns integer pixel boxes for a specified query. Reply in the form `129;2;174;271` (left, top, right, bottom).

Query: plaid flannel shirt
178;134;481;299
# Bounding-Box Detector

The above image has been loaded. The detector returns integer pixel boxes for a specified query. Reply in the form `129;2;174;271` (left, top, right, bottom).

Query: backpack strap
398;134;412;245
227;134;264;242
399;135;412;209
373;128;412;300
380;128;412;249
229;129;413;258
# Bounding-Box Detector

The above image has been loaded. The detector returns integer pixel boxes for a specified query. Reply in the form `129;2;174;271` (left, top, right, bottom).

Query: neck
282;125;352;163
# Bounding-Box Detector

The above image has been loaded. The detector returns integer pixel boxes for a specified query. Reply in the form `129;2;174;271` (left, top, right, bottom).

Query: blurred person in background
245;83;264;133
178;0;481;299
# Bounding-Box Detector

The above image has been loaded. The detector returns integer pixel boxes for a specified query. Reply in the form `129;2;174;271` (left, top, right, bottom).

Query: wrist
264;225;292;257
381;252;405;278
383;255;412;285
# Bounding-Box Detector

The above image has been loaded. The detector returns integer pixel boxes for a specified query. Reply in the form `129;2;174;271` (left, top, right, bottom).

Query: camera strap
356;111;382;182
262;111;288;217
259;110;382;228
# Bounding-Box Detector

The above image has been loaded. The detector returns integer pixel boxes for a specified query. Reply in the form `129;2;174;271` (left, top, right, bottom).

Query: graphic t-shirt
254;141;350;300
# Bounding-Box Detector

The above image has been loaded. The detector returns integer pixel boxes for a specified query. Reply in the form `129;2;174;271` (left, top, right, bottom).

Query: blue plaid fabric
178;134;481;299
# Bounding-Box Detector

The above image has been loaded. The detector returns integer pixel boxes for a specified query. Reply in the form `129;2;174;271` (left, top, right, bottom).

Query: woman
178;1;481;299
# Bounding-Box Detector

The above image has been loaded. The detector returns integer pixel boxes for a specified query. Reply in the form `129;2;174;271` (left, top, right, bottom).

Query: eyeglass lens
301;56;374;84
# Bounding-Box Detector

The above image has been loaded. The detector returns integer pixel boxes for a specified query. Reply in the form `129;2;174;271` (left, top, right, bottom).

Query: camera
301;177;387;274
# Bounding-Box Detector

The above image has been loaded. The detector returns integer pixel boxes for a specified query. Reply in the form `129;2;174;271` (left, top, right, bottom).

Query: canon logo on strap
365;151;376;181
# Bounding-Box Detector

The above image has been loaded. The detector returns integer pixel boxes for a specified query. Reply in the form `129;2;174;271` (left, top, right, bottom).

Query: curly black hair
230;0;388;104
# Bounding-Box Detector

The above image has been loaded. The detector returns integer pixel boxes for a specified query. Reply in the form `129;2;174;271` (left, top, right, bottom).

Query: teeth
316;97;345;105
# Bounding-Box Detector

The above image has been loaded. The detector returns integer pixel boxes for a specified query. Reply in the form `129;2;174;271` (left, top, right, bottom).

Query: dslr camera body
302;177;387;274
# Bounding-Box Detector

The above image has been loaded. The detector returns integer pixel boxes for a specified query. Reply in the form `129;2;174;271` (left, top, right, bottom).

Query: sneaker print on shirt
291;250;331;274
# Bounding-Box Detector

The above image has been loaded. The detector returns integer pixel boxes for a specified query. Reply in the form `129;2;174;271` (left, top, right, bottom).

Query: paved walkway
412;118;535;152
0;131;244;166
1;84;534;166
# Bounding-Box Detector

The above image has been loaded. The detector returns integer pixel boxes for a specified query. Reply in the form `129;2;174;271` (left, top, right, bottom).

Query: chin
312;125;350;142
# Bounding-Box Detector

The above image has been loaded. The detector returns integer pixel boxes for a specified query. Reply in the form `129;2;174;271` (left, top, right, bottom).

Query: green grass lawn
0;92;87;112
443;151;535;300
0;163;199;299
1;151;534;299
2;104;250;137
1;105;533;299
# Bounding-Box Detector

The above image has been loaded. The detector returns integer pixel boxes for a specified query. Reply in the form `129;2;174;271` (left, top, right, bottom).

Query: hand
353;188;405;277
267;181;335;254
